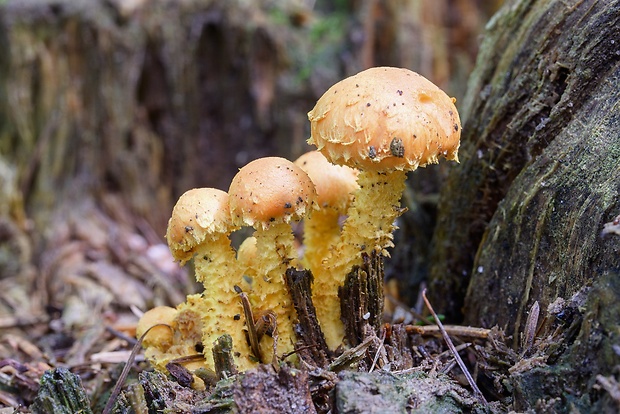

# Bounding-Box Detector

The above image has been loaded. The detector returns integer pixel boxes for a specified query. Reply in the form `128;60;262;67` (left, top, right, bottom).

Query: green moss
30;368;93;414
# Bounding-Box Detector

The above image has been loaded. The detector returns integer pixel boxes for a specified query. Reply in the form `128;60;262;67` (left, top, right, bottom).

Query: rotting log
339;252;384;348
232;365;317;414
335;370;478;413
427;0;620;411
428;0;620;321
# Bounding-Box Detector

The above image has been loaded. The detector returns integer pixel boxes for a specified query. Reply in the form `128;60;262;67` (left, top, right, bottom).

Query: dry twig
422;289;488;407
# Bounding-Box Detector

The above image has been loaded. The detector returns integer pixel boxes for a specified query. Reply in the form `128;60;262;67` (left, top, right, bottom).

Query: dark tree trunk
429;0;620;322
428;0;620;410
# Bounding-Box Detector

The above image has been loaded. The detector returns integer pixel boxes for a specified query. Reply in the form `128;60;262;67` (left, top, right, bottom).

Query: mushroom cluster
137;66;461;384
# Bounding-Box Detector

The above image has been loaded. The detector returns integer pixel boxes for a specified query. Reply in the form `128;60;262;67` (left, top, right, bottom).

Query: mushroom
136;305;177;352
135;305;179;373
137;302;210;388
307;66;461;304
164;187;256;371
228;157;317;361
294;150;359;349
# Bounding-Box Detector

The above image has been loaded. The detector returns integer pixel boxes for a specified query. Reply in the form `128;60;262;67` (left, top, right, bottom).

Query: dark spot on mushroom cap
366;102;371;107
397;90;403;96
185;226;193;233
234;314;241;320
390;137;405;157
284;202;292;209
368;146;377;159
454;123;459;132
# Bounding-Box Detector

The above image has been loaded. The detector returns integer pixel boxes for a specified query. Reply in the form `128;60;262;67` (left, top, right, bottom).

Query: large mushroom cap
166;188;235;264
294;150;358;211
228;157;317;229
308;66;461;172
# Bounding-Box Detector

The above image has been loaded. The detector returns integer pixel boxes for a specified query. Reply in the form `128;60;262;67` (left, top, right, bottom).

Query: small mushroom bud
136;306;177;351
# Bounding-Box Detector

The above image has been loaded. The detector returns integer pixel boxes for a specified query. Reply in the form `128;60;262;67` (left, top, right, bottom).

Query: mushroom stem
328;169;407;268
303;208;344;349
294;150;358;350
302;208;341;271
192;234;256;371
340;169;407;258
248;222;298;362
320;169;407;346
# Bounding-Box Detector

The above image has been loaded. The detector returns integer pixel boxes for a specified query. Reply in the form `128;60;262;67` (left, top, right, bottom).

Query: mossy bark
30;368;93;414
335;371;478;414
429;0;620;321
428;0;620;411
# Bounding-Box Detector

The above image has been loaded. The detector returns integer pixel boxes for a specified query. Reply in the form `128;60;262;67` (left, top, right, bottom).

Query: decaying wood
233;365;317;414
428;0;620;323
212;334;238;380
284;267;331;368
426;0;620;411
339;252;384;347
335;370;479;414
29;367;93;414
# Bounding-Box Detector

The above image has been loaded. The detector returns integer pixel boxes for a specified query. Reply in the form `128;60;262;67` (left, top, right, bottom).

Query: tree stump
428;0;620;411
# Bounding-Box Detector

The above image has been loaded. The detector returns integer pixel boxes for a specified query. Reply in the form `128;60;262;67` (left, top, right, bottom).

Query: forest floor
0;223;525;413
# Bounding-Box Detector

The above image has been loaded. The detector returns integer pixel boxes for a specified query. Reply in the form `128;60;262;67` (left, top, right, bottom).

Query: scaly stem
303;208;343;349
248;223;298;362
321;169;407;347
193;234;256;371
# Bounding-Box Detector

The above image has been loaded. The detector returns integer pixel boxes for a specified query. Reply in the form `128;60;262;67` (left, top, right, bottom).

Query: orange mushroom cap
294;150;359;211
307;67;461;172
228;157;317;229
166;188;236;264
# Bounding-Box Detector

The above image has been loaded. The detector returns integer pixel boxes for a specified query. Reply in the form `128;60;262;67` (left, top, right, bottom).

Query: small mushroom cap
136;306;177;349
166;188;236;264
228;157;317;229
294;150;359;211
308;66;461;172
